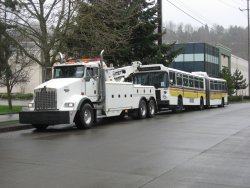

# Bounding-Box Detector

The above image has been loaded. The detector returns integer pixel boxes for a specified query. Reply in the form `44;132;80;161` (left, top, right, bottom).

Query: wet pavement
0;103;250;188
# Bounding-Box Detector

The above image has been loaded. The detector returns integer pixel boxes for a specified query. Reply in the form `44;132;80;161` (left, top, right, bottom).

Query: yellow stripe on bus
170;87;205;98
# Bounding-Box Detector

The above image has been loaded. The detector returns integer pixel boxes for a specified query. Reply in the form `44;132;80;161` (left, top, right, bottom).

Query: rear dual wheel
138;99;147;119
147;99;156;118
133;99;156;119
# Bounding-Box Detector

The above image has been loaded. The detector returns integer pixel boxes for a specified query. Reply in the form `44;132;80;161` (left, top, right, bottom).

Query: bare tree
0;50;32;109
0;0;76;81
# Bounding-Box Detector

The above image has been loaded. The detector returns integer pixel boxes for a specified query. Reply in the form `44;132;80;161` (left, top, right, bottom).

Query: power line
218;0;240;9
173;0;215;27
231;0;246;7
164;0;206;27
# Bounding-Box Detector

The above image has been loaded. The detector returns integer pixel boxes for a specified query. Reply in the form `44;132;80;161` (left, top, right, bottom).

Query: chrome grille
35;87;57;110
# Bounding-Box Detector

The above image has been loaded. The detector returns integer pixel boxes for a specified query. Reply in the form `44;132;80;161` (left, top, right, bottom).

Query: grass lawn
0;105;23;115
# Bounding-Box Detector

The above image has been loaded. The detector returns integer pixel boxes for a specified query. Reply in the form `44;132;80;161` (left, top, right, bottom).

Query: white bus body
132;64;228;111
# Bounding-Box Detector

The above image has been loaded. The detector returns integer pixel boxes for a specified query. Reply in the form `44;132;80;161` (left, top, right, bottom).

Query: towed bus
131;64;228;112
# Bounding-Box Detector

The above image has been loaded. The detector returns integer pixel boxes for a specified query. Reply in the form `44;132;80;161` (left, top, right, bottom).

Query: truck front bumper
19;111;70;125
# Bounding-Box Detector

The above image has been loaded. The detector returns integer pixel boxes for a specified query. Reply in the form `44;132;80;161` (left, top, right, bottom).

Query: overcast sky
162;0;248;28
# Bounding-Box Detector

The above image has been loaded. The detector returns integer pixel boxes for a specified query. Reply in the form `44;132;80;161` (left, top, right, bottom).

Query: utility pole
246;0;250;96
157;0;162;45
240;0;250;96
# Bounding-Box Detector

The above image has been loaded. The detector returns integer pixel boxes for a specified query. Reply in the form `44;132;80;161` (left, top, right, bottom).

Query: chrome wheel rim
141;103;147;117
149;101;155;115
84;109;92;125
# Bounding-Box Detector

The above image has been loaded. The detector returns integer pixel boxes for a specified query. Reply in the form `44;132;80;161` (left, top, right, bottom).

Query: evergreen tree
220;67;234;96
233;69;248;96
65;0;179;66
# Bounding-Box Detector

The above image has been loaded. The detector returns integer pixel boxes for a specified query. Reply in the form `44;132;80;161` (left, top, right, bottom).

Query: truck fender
76;98;93;111
74;97;95;125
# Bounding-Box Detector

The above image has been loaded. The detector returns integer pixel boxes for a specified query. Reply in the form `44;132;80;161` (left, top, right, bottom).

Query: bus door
205;79;210;106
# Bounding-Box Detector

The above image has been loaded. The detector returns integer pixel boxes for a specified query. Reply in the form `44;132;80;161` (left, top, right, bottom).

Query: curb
0;124;33;133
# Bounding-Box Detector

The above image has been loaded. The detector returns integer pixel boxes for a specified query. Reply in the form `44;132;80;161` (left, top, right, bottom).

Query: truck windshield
133;72;169;88
53;66;85;78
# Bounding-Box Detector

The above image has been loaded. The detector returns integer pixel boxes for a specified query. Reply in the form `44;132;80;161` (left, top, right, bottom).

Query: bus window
133;72;168;88
183;75;188;87
199;78;204;89
189;76;194;87
177;73;183;86
150;72;168;88
214;81;218;90
195;77;199;88
210;81;214;90
169;71;176;85
218;82;222;90
221;82;226;91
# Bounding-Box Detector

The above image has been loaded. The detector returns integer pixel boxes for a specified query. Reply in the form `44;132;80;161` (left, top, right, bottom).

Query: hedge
0;93;33;100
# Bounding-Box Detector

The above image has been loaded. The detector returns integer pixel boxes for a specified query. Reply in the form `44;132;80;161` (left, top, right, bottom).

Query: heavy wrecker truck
19;50;157;130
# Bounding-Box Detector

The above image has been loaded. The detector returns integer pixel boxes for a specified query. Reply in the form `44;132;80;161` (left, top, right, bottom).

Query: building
216;44;231;70
231;55;249;96
171;43;220;78
0;42;43;94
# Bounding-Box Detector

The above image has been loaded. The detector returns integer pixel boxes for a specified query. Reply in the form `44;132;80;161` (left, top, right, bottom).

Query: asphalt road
0;103;250;188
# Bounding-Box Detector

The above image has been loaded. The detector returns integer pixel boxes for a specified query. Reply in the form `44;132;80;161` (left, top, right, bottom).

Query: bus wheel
138;99;147;119
219;98;225;108
173;96;183;113
147;99;156;118
198;97;204;110
75;103;94;129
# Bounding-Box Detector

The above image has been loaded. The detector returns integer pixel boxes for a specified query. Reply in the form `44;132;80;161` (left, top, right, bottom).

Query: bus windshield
133;72;169;88
53;66;85;78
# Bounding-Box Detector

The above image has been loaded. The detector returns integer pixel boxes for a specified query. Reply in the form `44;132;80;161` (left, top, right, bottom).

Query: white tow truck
19;51;157;130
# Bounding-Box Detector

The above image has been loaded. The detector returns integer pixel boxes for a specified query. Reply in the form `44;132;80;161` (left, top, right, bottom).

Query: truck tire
138;99;147;119
75;103;94;129
32;124;48;131
147;99;156;118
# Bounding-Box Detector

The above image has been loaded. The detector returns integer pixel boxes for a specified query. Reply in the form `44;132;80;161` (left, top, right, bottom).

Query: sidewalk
0;114;33;133
0;100;33;133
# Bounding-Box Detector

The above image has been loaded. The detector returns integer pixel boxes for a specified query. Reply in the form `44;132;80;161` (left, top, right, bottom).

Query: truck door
84;67;99;101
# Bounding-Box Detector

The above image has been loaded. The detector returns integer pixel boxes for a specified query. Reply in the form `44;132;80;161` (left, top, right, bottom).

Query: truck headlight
28;103;34;108
64;102;75;108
